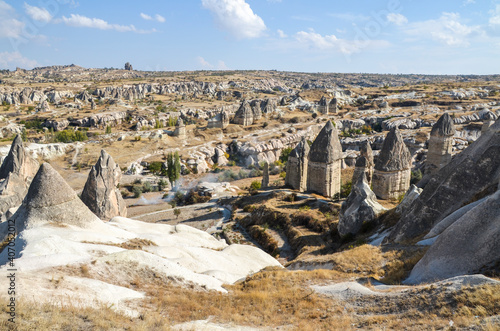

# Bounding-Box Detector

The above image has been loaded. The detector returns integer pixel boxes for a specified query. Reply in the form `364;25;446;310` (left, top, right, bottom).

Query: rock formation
36;100;50;112
233;100;254;126
285;137;310;191
353;141;374;186
329;98;338;114
11;163;101;231
338;173;386;237
261;162;269;188
80;150;127;221
426;113;455;175
0;135;39;216
372;128;411;200
481;111;498;134
250;100;262;121
387;117;500;243
395;184;422;215
405;188;500;284
0;135;38;182
90;98;96;110
174;117;186;138
318;96;329;114
307;121;343;198
207;109;230;129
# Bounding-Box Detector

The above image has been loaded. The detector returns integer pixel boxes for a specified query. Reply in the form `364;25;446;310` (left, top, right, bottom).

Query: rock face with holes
426;113;455;175
372;128;411;200
388;118;500;243
0;135;39;217
307;121;343;198
285;137;310;192
233;100;254;126
80;150;127;221
338;173;386;237
11;163;101;230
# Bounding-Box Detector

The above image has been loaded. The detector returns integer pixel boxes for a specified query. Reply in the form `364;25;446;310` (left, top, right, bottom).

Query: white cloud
140;13;153;20
155;14;165;23
141;13;165;23
490;5;500;26
0;1;24;39
404;12;482;47
294;29;388;55
24;3;52;23
277;29;287;38
387;13;408;26
462;0;475;6
217;60;228;70
328;13;370;22
0;51;38;69
201;0;266;39
61;14;139;32
197;56;213;68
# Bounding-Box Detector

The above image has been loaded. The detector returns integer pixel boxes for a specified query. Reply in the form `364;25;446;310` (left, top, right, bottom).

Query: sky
0;0;500;74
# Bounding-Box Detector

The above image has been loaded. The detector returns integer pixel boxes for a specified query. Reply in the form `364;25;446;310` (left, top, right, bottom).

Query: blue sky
0;0;499;74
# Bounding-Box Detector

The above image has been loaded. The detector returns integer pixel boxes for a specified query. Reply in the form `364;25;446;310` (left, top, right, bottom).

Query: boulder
338;174;386;237
80;150;127;221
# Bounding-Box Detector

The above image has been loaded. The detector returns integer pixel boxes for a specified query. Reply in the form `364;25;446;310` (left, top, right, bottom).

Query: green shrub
250;181;261;191
132;186;142;198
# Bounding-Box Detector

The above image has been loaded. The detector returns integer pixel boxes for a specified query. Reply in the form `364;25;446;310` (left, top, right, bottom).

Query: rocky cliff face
406;188;500;284
388;118;500;243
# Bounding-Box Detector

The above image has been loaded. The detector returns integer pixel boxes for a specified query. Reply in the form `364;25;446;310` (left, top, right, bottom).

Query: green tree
105;125;112;134
166;151;181;189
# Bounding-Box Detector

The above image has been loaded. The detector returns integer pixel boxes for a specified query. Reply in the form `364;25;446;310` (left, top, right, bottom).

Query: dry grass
4;268;498;330
82;238;157;250
145;267;352;330
0;298;170;331
382;247;428;284
329;244;385;277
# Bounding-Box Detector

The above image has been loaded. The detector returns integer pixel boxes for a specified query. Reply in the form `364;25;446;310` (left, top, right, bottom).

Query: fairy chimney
80;150;127;221
318;96;329;114
174;117;186;138
372;128;411;200
354;141;374;186
307;121;343;197
233;100;254;126
426;113;455;175
285;137;310;191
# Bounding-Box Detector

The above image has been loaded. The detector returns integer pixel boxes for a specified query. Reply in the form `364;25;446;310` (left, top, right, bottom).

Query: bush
55;129;88;143
142;182;153;193
410;169;422;185
132;186;142;198
250;181;261;191
279;147;293;164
